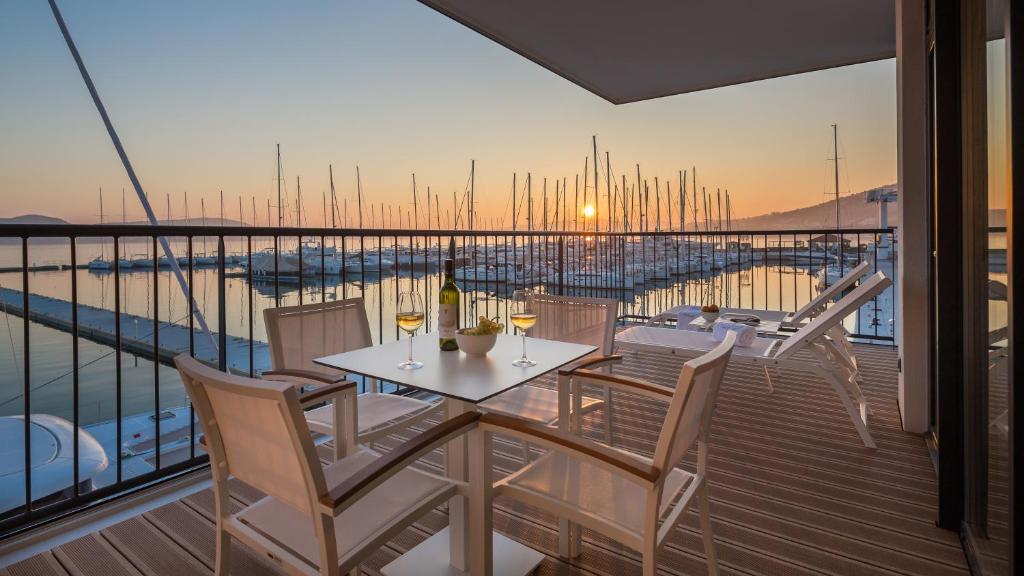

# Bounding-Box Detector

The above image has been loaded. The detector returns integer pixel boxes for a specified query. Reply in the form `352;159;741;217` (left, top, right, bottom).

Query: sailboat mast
605;150;611;232
679;170;686;233
512;174;517;231
527;173;533;231
667;180;673;232
543;178;548;232
582;158;589;231
692;168;698;231
412;173;418;230
655;177;661;232
832;123;841;234
592;135;599;232
356;166;363;229
276;143;283;227
329;164;337;229
574;174;579;231
469;160;475;230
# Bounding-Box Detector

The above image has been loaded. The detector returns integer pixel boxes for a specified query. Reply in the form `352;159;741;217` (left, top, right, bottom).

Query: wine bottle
439;258;460;350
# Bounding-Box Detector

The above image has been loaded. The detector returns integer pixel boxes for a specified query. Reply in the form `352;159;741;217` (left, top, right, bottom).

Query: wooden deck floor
2;342;968;576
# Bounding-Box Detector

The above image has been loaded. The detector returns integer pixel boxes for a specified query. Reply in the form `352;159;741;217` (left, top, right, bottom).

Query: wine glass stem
408;332;414;364
521;332;527;361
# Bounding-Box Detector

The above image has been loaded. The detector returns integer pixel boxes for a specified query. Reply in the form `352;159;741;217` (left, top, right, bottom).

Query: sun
582;204;596;218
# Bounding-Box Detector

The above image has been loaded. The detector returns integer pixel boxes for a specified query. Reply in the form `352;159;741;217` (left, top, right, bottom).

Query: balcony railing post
218;235;227;371
558;237;565;295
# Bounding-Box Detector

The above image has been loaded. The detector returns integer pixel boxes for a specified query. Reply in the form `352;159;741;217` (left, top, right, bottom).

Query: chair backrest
790;260;872;323
264;297;373;374
652;333;735;478
175;355;326;515
774;271;893;359
526;293;618;356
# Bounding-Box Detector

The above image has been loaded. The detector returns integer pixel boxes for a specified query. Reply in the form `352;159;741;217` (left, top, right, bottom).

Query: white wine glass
396;291;425;370
510;289;537;367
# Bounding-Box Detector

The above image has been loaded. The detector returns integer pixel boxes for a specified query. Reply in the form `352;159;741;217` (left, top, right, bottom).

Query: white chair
469;333;736;576
648;259;873;329
478;294;620;444
264;298;438;459
618;271;893;448
175;355;480;576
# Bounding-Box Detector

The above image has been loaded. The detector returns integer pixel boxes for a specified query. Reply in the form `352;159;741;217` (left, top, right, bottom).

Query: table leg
382;396;544;576
556;371;581;559
445;398;471;572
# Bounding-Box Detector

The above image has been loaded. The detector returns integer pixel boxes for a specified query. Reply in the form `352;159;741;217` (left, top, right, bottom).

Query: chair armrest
558;354;623;375
480;412;659;484
568;368;674;400
297;379;357;405
319;411;481;515
645;312;676;327
262;368;349;386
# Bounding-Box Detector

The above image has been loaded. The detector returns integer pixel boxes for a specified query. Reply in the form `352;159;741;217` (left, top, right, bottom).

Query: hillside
730;185;898;231
0;214;70;226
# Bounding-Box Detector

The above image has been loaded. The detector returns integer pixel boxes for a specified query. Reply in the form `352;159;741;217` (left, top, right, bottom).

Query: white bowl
455;331;498;356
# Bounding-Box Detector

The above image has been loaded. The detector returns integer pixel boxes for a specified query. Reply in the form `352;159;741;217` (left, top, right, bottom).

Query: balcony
1;333;963;576
0;223;952;576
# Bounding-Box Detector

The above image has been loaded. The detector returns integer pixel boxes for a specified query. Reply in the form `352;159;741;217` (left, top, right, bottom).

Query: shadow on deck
2;342;966;576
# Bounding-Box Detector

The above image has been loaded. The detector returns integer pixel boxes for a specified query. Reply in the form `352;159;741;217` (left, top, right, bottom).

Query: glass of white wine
510;289;537;367
396;291;425;370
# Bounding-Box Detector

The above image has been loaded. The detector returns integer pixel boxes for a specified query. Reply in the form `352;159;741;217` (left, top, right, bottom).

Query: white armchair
263;297;439;459
175;355;480;576
470;333;736;576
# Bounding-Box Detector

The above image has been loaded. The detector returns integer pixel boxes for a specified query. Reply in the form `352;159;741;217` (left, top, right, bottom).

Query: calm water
0;237;874;430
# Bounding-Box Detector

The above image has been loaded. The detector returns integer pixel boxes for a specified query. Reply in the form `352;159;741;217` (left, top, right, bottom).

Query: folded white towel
676;306;702;331
712;322;756;347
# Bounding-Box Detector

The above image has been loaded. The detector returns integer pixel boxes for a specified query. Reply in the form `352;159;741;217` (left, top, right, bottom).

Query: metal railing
0;223;896;536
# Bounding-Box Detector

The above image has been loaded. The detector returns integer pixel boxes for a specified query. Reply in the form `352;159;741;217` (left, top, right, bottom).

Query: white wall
896;0;931;434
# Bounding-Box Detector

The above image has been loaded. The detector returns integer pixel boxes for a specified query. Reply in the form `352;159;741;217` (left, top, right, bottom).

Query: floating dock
0;287;270;374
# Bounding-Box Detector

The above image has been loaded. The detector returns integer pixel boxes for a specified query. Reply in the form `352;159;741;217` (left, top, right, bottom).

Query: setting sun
582;204;596;218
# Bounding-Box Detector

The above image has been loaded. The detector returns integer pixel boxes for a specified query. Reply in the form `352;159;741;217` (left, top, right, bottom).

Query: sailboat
88;189;113;271
815;124;860;291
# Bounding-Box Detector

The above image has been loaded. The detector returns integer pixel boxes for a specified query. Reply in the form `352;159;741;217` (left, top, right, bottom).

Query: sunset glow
0;1;906;226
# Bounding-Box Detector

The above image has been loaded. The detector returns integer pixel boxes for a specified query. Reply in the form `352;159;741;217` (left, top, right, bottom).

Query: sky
0;0;902;228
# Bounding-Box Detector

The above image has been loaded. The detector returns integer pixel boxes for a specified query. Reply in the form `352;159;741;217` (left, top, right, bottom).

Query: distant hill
0;214;247;244
0;214;70;226
731;185;898;231
0;215;245;227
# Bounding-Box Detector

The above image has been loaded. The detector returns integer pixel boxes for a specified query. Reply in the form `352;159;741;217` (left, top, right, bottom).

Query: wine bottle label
439;303;457;338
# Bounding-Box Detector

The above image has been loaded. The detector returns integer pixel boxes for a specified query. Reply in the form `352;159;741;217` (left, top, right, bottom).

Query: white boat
248;249;344;276
87;257;112;271
131;254;154;268
343;253;394;274
455;265;509;282
0;415;108;515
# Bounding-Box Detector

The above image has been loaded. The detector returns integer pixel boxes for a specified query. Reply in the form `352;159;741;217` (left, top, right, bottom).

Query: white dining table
315;332;597;576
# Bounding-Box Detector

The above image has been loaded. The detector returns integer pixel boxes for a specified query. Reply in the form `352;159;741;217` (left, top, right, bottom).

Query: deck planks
1;342;968;575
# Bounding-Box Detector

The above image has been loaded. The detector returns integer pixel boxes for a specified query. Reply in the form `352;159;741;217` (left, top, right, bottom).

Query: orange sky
7;2;1009;229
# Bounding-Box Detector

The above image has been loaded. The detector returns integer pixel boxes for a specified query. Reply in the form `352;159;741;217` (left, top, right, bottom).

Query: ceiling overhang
418;0;1008;104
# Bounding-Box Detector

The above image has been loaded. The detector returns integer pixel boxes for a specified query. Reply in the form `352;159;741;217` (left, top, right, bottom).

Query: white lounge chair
264;298;438;459
469;333;736;576
649;259;873;330
478;294;620;444
176;355;480;576
618;271;893;448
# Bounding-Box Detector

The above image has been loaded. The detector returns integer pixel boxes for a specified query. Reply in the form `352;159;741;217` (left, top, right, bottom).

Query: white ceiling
418;0;1008;104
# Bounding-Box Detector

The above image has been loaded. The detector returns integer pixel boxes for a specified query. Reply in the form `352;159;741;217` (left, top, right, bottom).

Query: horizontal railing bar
0;223;896;239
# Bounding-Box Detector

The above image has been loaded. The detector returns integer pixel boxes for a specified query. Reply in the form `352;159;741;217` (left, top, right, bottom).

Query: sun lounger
649;260;873;332
618;271;893;448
